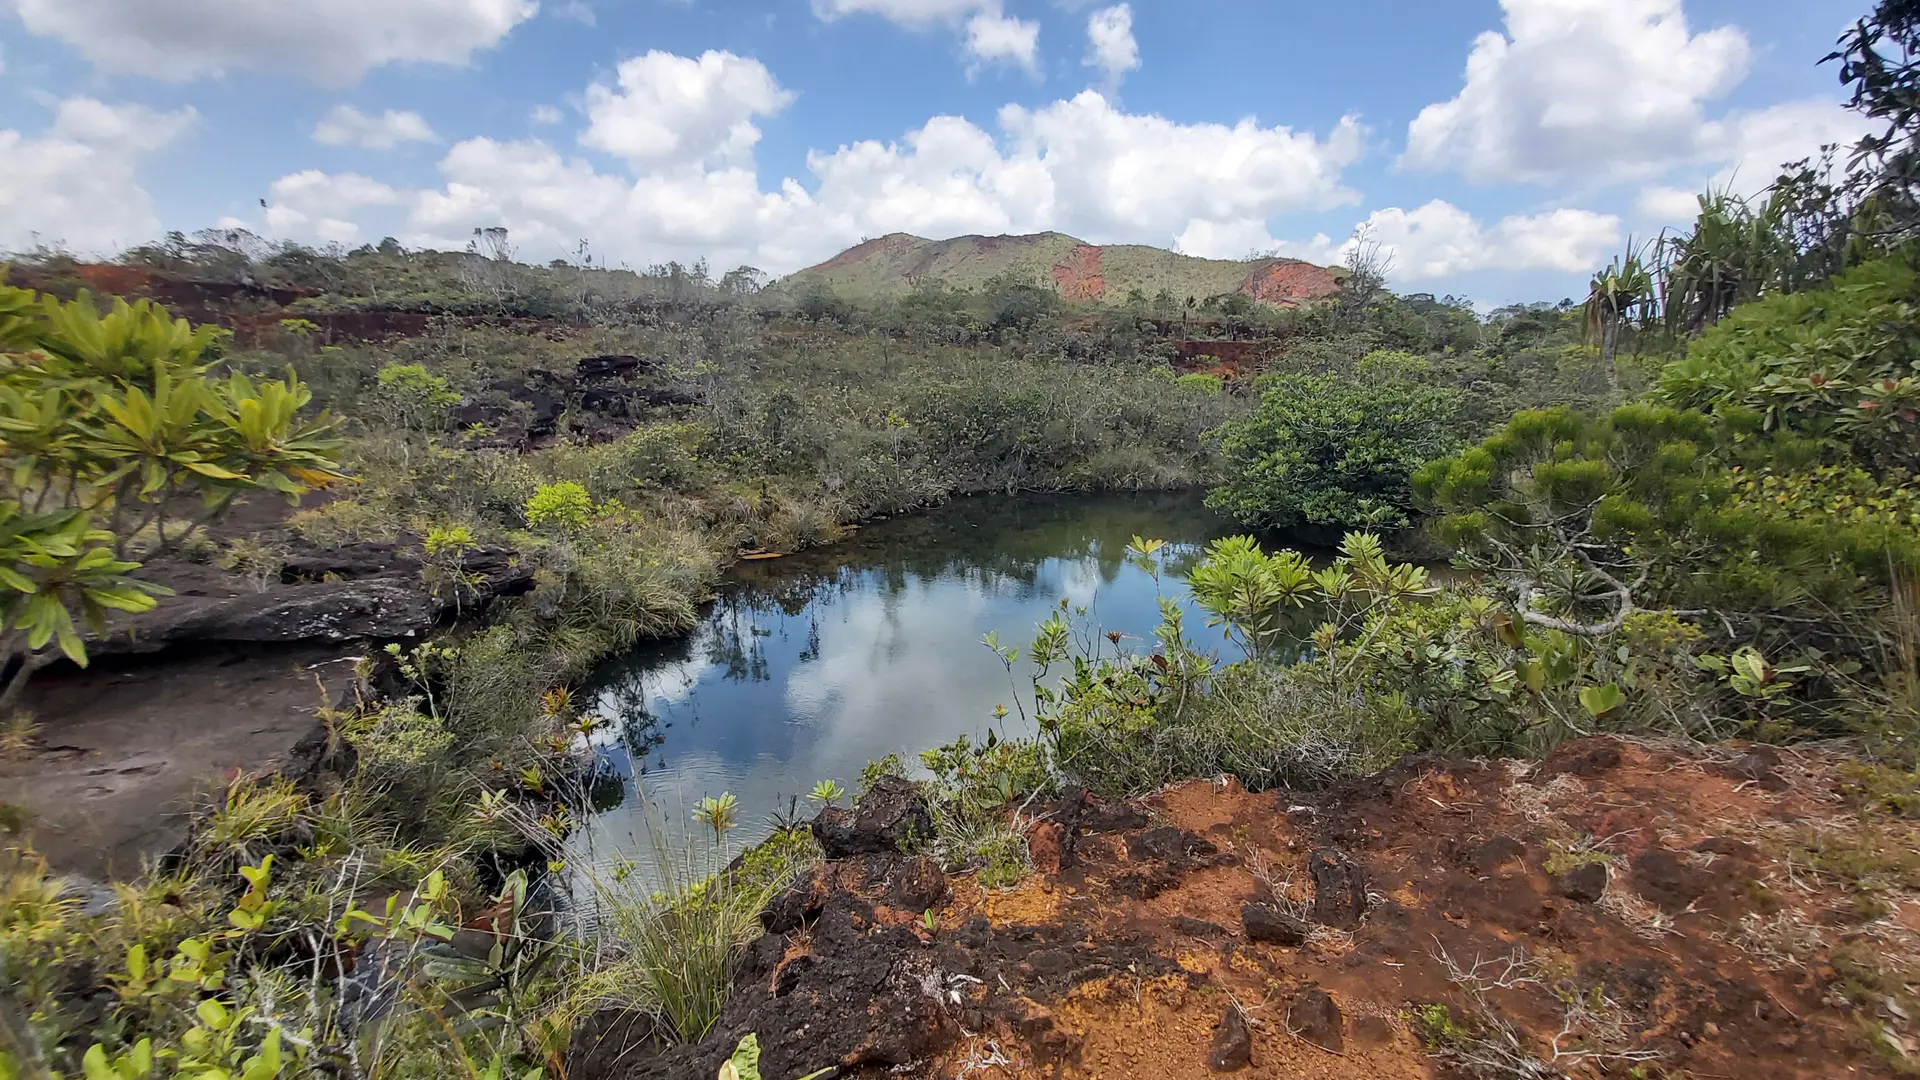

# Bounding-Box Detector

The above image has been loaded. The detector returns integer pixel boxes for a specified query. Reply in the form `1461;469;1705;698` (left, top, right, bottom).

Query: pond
565;490;1265;878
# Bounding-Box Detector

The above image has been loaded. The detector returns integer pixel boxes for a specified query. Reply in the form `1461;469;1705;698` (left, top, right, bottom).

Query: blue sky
0;0;1874;303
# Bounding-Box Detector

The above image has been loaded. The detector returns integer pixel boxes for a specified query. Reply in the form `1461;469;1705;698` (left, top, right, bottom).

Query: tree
1207;352;1465;531
1828;0;1920;245
0;285;348;703
1583;248;1654;390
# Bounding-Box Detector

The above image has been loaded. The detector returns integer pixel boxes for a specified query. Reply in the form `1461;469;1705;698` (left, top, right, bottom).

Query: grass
566;812;819;1044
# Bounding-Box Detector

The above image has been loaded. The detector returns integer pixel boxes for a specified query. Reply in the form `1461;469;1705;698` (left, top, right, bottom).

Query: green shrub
1208;351;1464;530
525;480;593;531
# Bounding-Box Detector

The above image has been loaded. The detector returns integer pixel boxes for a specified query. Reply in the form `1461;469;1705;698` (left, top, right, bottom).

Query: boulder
1209;1007;1253;1071
1242;903;1311;946
1308;848;1368;928
811;776;933;858
1288;987;1344;1051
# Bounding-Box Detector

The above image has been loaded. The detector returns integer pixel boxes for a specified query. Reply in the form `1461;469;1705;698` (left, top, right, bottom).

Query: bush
525;480;593;531
1208;351;1465;531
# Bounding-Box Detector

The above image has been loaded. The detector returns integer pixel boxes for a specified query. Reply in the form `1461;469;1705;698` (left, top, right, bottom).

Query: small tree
1207;351;1464;531
0;285;347;702
1583;248;1655;390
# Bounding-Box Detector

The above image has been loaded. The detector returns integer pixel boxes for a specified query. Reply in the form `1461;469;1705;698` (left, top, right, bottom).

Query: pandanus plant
1583;246;1656;392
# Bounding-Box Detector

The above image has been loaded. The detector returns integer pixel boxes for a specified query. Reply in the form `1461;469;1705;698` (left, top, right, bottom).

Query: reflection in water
567;491;1252;873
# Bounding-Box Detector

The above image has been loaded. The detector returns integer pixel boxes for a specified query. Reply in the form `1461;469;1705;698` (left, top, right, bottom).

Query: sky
0;0;1878;304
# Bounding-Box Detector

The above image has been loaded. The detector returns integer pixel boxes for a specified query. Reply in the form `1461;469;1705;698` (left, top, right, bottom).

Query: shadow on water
567;490;1310;873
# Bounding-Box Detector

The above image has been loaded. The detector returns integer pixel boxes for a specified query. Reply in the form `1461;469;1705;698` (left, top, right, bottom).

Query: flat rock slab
4;645;355;878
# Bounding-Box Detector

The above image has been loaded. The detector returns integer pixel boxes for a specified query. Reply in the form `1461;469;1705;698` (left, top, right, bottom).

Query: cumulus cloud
530;105;564;126
814;0;1040;75
1404;0;1750;185
1085;4;1140;86
8;0;538;85
265;169;407;245
0;98;197;255
1631;99;1877;226
259;44;1365;275
581;51;793;169
1352;200;1622;280
312;105;438;149
964;12;1041;74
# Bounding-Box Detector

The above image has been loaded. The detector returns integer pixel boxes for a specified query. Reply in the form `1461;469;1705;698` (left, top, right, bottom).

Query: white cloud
814;0;1040;76
964;12;1040;74
530;105;564;126
1351;200;1622;280
554;0;595;25
1085;4;1140;85
265;169;406;245
265;56;1364;275
581;51;793;169
1696;99;1876;195
9;0;538;86
1634;99;1877;227
1635;185;1700;223
0;98;197;255
1404;0;1750;185
312;105;438;150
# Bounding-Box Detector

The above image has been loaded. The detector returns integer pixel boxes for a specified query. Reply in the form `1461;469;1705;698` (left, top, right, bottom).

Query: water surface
568;491;1258;871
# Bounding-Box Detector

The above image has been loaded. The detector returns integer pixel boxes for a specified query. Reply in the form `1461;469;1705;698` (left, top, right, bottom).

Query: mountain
777;231;1344;307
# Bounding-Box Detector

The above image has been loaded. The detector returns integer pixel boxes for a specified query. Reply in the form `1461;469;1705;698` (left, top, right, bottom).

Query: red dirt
1050;245;1107;302
631;738;1920;1079
1240;259;1344;305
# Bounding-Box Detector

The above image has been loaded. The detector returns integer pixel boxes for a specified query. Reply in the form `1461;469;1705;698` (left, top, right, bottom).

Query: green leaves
0;283;344;692
1207;351;1465;531
1578;684;1628;719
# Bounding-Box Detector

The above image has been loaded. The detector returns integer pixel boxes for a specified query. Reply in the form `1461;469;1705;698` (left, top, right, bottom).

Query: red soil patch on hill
1050;245;1107;302
1241;259;1344;305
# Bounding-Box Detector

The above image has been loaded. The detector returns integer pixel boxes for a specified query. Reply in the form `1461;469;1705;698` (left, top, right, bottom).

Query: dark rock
1465;835;1528;875
955;915;991;951
1308;848;1368;929
93;546;533;655
811;776;933;858
1209;1007;1253;1071
762;873;827;934
1553;861;1610;903
1633;849;1708;913
1287;987;1344;1051
890;855;949;912
564;1008;660;1079
575;354;654;381
1073;792;1149;833
1242;903;1310;946
1128;826;1218;865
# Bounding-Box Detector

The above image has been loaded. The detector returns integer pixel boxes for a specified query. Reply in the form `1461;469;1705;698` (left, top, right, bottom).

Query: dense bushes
1208;351;1466;531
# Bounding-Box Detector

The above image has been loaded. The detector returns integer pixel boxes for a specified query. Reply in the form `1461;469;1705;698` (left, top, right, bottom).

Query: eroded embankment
573;738;1919;1079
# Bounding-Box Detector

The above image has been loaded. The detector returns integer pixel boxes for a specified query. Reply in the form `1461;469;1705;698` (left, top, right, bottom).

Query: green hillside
776;231;1344;307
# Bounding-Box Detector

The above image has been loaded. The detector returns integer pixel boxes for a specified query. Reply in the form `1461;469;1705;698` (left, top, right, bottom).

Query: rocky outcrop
94;542;532;655
451;355;697;447
811;775;935;858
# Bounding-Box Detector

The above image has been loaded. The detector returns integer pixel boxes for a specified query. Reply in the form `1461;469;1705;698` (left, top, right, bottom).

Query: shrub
1208;351;1465;530
525;480;593;531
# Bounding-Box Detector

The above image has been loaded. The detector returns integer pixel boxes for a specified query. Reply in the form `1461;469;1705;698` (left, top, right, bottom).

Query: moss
1542;841;1614;877
1839;761;1920;819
